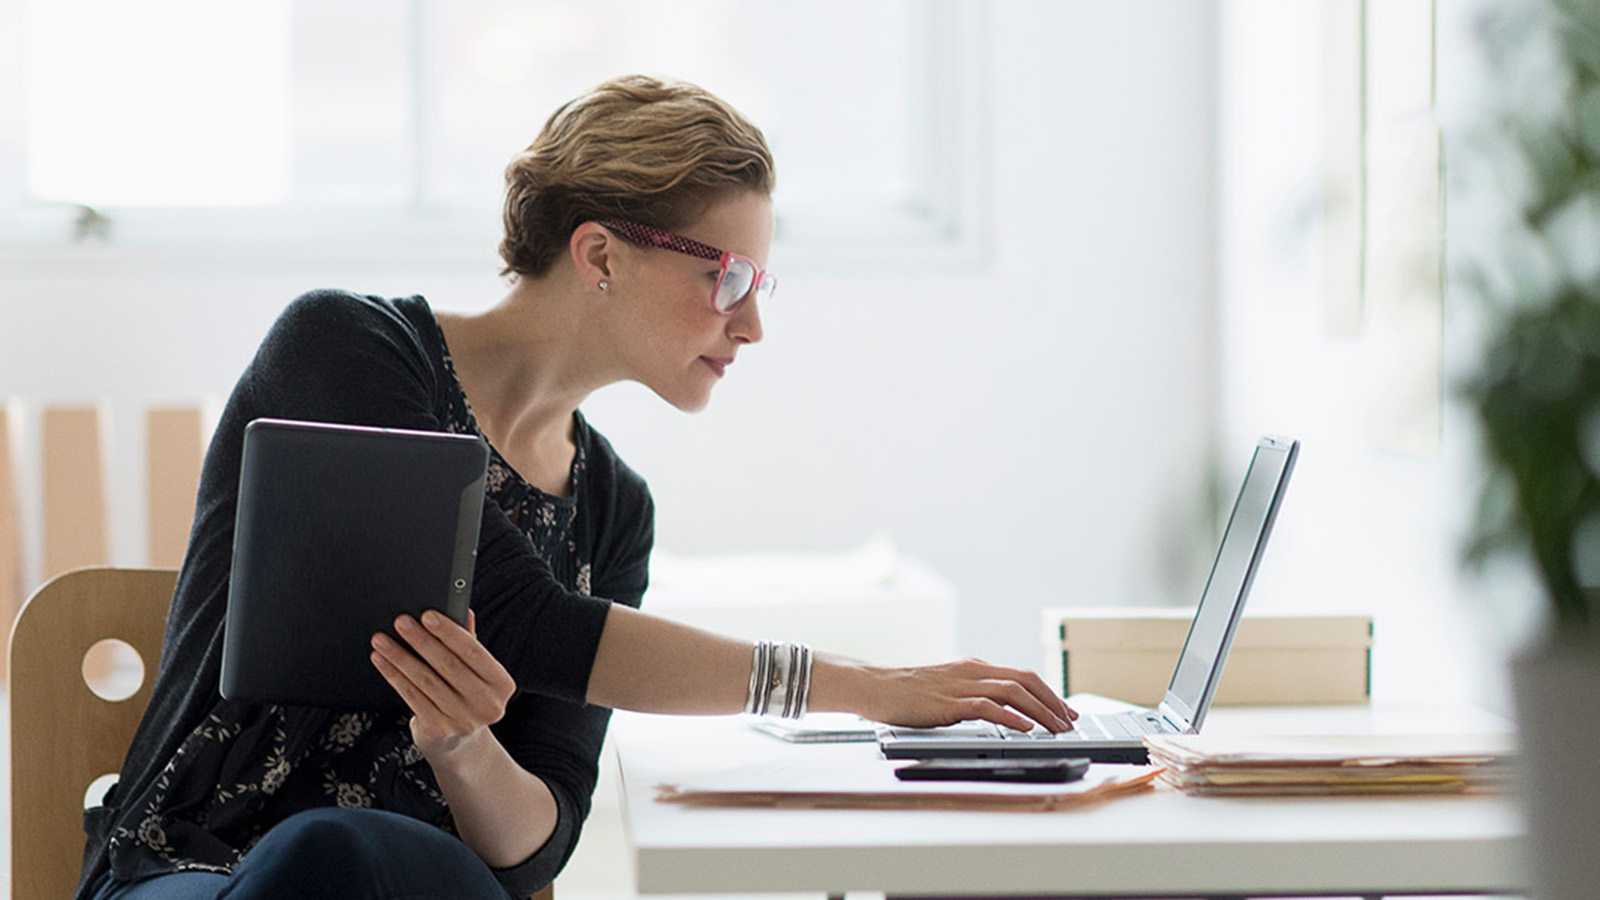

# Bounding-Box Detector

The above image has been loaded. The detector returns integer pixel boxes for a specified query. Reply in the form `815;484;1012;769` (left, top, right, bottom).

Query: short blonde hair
499;75;776;279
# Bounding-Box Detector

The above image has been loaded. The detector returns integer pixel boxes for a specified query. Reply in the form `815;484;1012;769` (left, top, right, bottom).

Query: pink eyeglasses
598;219;776;314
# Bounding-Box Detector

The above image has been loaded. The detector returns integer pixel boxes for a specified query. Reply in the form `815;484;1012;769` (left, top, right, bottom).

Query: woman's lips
701;356;732;377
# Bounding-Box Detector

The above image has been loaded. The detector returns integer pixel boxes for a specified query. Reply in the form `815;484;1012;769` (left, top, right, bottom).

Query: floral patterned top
80;292;653;900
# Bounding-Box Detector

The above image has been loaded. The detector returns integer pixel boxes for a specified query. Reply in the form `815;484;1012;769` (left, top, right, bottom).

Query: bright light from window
424;0;915;215
24;0;292;206
10;0;954;256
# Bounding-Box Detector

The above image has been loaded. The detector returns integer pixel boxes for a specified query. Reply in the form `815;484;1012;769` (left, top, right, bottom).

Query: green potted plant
1460;1;1600;898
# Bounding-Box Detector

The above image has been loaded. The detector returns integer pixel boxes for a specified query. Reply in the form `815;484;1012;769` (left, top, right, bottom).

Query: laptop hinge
1155;702;1194;734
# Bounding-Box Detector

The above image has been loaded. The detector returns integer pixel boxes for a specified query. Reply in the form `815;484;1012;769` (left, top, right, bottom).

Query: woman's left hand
370;609;518;760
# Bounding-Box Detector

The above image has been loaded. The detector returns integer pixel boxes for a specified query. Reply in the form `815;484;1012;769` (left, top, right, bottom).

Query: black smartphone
893;757;1090;783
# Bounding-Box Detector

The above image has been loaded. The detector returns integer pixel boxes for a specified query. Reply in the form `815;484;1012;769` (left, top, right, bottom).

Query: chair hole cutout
84;773;120;810
82;638;145;701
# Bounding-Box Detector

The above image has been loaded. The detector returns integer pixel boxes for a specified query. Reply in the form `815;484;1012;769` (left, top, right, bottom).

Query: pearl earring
598;280;609;292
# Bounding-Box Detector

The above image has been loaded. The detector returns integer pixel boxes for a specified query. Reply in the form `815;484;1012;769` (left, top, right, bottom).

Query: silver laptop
879;434;1298;764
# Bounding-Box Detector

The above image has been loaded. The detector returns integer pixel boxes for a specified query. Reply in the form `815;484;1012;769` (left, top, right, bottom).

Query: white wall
1217;0;1524;708
2;1;1218;672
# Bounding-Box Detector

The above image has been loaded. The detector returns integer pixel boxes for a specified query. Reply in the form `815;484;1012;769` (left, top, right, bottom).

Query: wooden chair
7;566;557;900
8;567;176;900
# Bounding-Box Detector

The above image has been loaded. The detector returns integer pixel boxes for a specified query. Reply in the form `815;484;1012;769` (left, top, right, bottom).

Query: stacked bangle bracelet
744;641;813;719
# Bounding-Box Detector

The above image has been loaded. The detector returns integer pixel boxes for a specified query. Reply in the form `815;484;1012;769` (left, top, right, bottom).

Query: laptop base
880;740;1149;764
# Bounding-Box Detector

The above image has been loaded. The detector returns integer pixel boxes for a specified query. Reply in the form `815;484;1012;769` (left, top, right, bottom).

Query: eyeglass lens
715;258;776;313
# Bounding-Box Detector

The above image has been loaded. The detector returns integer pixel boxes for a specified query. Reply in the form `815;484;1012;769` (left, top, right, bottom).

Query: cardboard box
1042;607;1373;706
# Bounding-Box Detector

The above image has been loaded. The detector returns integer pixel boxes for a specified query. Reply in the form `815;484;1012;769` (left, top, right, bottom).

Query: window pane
424;0;607;209
16;0;937;243
754;0;915;217
289;0;412;205
424;0;916;215
24;0;292;206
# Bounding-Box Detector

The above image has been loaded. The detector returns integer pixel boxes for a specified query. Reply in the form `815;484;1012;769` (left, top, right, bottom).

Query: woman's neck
437;276;617;496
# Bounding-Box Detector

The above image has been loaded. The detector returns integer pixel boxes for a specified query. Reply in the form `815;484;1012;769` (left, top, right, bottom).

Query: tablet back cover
222;418;487;710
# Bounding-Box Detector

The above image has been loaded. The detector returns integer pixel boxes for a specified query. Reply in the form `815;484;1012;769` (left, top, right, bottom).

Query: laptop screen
1161;435;1298;729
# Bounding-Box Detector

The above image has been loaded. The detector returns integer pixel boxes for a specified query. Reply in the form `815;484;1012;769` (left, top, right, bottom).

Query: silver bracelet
784;644;813;718
744;640;812;719
744;641;772;715
776;643;796;717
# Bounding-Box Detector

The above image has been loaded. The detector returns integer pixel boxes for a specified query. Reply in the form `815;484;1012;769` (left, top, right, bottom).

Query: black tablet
221;418;488;710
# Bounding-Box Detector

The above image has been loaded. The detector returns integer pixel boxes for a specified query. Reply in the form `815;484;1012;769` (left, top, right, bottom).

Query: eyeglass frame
596;219;776;314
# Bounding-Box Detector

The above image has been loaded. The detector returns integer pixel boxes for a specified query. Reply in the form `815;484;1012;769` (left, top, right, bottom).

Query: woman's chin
649;383;714;414
676;392;713;414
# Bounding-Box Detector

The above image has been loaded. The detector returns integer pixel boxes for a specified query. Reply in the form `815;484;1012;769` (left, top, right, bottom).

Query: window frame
0;0;992;276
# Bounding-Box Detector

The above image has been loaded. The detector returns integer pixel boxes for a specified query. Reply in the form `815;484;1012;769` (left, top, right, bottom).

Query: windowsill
0;204;993;276
0;206;503;272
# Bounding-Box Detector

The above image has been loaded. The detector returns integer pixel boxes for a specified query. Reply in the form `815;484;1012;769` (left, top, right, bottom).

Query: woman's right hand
585;604;1076;732
812;654;1079;733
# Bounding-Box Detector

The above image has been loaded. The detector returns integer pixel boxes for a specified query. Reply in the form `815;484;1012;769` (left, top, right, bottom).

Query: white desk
613;704;1524;899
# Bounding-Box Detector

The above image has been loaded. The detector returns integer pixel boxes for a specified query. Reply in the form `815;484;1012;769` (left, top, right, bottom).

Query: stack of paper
1143;733;1515;796
655;761;1160;812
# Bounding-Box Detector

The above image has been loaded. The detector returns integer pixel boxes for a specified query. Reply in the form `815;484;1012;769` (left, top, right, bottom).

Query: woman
78;75;1075;900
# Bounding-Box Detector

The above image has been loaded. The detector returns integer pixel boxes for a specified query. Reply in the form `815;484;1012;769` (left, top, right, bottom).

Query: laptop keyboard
999;710;1167;741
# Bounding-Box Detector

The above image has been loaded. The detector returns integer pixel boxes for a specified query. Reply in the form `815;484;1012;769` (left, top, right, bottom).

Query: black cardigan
77;291;653;899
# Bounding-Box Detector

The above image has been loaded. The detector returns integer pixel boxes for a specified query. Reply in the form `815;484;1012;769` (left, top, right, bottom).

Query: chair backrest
8;567;176;900
1;401;206;689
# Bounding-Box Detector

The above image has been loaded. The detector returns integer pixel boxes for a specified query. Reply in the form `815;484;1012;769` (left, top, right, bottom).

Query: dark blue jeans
89;808;519;900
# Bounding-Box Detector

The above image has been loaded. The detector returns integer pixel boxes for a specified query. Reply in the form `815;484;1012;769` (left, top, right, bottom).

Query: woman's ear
570;222;615;293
